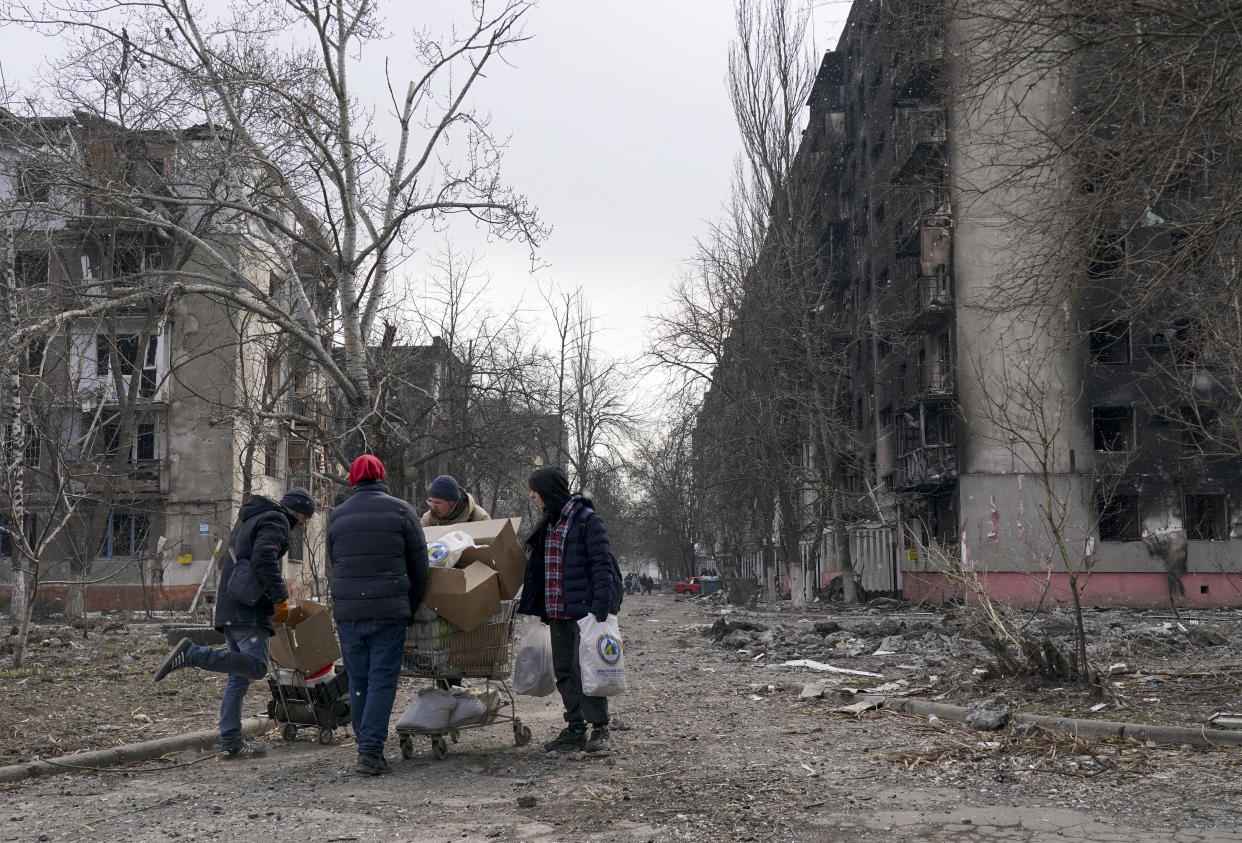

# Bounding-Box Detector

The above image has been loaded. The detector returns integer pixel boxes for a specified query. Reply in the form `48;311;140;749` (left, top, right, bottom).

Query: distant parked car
674;576;703;595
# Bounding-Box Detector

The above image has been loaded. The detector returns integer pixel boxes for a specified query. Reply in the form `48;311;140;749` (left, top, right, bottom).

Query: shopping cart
266;663;351;745
397;600;532;759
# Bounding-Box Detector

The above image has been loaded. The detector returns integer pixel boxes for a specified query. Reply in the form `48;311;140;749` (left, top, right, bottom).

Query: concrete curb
0;717;274;785
887;699;1242;748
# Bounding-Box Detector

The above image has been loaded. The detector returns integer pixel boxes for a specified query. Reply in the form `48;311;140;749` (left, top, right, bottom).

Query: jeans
548;618;608;727
337;619;406;757
185;625;269;749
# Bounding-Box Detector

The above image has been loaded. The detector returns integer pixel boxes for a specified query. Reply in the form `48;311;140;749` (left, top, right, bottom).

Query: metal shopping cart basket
266;663;351;745
397;599;531;759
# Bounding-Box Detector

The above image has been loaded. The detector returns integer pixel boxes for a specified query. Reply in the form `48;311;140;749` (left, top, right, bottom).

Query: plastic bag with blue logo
576;613;627;696
426;530;475;567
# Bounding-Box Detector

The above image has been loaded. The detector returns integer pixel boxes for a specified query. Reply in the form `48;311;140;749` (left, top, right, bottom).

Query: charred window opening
1088;321;1130;364
1148;317;1201;364
13;250;49;287
1092;406;1133;451
1087;235;1125;278
17;167;51;201
1178;406;1213;452
1184;494;1228;541
1097;492;1140;541
134;423;156;461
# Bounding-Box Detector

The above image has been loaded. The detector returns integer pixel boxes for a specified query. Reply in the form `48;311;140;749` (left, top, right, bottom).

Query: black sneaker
222;741;267;760
355;754;392;776
543;725;587;753
153;638;194;682
584;725;612;753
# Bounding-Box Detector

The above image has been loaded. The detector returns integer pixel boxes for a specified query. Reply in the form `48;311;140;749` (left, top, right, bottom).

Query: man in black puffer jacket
518;466;623;755
329;454;428;776
153;487;315;759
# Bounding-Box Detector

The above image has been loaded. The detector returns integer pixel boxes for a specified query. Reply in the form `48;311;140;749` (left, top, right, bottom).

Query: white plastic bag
577;614;627;697
426;530;475;567
512;616;556;697
396;687;457;731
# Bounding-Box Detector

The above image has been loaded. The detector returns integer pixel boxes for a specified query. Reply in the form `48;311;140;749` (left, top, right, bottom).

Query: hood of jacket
238;494;284;524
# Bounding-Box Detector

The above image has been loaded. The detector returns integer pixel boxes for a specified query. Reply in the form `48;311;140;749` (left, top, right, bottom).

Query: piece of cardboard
269;599;340;674
422;561;501;632
425;518;526;600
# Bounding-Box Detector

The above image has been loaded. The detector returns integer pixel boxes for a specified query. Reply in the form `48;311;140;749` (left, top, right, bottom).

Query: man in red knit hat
328;454;428;775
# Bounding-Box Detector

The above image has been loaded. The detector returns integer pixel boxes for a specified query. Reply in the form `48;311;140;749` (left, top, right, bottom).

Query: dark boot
584;725;612;753
543;725;587;752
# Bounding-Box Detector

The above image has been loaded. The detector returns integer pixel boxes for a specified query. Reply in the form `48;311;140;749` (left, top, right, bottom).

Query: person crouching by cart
153;487;316;759
329;454;429;776
518;466;623;754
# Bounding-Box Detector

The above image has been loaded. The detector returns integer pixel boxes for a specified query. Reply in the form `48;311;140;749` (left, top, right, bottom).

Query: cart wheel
400;736;414;760
513;722;532;747
281;724;298;742
449;729;459;744
317;727;334;745
431;737;448;760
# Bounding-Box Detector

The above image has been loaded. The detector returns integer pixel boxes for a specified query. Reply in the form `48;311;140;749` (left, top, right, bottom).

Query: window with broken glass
1184;494;1228;541
1097;492;1140;542
1092;406;1133;451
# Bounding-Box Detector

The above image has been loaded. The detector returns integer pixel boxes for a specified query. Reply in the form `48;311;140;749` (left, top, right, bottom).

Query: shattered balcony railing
896;443;957;489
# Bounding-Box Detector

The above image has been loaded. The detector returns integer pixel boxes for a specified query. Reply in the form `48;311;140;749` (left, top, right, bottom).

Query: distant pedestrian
330;454;429;776
153;487;316;759
518;466;623;754
641;575;653;595
421;474;491;527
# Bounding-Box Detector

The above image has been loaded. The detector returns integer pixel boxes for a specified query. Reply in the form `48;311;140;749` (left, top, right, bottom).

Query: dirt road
5;594;1242;841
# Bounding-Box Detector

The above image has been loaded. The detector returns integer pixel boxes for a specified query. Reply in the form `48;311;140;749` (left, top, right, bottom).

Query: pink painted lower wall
902;571;1242;608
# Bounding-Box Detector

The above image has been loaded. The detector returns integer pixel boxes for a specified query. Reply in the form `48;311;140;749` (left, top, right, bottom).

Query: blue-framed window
100;512;150;557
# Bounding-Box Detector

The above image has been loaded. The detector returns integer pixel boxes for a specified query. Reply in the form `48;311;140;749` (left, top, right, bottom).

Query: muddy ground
3;594;1242;841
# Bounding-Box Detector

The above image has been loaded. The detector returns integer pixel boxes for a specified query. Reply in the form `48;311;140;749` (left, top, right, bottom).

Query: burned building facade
809;0;1242;606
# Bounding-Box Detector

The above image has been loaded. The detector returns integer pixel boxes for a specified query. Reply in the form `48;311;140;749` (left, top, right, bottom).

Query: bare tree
0;0;545;465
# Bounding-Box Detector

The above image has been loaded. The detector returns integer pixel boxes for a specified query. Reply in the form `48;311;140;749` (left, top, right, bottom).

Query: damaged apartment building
0;110;329;613
803;0;1242;607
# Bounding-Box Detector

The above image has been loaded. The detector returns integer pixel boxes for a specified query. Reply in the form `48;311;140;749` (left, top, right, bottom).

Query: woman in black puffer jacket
518;466;622;755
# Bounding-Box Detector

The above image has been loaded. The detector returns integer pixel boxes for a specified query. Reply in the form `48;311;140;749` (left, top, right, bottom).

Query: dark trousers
548;618;609;727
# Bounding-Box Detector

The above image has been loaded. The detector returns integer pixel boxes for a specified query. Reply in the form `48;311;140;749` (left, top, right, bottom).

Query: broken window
1092;406;1133;451
17;167;51;201
134;423;156;461
1149;317;1201;364
1087;234;1125;278
1088;321;1130;364
96;334;158;389
13;250;49;287
1184;494;1228;541
0;513;39;556
100;511;150;557
25;338;46;374
1097;492;1140;541
264;441;279;477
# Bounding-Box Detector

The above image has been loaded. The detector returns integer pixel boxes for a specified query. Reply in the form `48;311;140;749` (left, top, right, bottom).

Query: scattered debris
772;660;883;678
965;696;1011;731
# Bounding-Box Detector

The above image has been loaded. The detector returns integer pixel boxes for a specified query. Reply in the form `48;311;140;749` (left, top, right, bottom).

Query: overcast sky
0;1;851;362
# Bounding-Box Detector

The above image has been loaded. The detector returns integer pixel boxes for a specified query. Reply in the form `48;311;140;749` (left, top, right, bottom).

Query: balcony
892;106;947;182
896;443;957;490
82;459;167;494
908;273;954;330
900;361;954;407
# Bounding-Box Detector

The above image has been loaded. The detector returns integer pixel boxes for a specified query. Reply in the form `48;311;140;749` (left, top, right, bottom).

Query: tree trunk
9;551;27;633
65;571;86;620
11;554;36;668
763;542;778;607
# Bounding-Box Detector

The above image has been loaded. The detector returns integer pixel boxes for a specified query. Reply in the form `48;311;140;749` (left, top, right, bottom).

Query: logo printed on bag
596;633;622;666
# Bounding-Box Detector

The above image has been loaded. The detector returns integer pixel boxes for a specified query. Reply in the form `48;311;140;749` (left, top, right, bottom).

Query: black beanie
528;466;571;513
281;487;316;518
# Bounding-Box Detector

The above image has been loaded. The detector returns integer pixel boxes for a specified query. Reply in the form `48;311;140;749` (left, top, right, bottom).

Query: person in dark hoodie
328;454;429;776
153;487;315;759
517;466;623;754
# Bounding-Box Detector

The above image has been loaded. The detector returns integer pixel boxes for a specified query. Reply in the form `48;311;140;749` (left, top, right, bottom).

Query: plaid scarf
543;496;581;620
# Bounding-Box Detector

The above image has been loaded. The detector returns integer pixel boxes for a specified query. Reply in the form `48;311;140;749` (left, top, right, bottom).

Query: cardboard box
422;561;500;632
425;518;526;600
269;600;340;674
